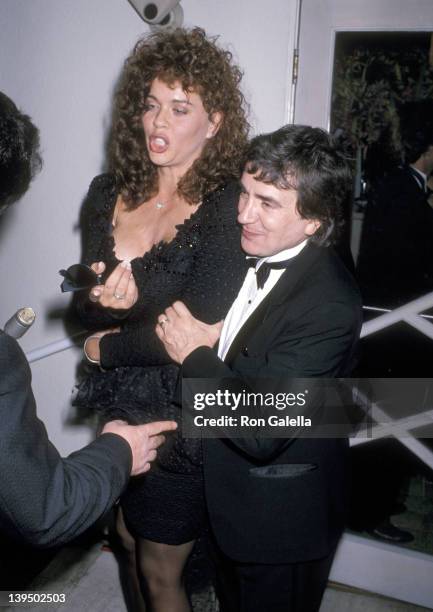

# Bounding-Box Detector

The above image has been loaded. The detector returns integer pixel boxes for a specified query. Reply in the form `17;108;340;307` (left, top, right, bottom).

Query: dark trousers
214;547;336;612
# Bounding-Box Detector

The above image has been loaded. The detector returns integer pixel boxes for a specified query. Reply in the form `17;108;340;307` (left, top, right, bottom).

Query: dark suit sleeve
0;333;132;548
182;300;360;460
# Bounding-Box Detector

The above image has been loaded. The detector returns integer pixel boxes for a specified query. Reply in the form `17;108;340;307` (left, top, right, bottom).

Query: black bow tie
254;259;293;290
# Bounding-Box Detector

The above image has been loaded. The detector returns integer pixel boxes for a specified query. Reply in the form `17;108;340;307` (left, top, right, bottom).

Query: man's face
237;170;321;257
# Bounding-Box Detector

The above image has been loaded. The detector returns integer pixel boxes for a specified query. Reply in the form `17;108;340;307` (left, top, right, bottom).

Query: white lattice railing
25;331;86;363
350;291;433;472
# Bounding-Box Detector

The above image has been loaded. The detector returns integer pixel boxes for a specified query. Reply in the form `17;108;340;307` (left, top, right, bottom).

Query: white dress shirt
218;240;308;360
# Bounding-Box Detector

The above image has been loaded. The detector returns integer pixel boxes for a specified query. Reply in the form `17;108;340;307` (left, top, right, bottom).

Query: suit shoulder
301;253;363;340
308;247;362;307
373;167;420;200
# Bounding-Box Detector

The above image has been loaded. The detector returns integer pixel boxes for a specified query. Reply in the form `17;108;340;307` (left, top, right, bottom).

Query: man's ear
206;112;223;139
305;218;321;237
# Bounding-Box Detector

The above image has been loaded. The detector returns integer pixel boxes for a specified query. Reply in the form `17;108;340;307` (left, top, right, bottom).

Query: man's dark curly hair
0;91;42;210
245;125;353;246
109;27;250;209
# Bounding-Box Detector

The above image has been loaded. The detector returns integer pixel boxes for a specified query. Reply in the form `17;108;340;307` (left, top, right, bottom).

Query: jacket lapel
406;165;426;194
224;243;322;366
224;290;274;366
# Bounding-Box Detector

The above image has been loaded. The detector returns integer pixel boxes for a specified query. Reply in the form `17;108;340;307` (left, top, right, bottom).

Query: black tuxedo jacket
0;331;131;548
183;243;362;564
357;165;433;308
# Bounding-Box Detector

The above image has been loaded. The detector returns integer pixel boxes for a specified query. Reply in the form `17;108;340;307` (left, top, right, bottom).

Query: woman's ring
159;317;169;328
114;292;125;300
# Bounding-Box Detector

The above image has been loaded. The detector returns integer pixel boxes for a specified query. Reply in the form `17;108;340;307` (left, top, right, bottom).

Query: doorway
294;1;433;607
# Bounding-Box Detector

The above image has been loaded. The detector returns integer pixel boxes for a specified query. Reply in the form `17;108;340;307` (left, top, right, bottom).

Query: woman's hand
84;328;120;365
88;260;138;310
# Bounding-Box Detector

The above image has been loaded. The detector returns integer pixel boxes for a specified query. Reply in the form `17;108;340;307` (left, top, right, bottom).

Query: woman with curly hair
73;27;249;611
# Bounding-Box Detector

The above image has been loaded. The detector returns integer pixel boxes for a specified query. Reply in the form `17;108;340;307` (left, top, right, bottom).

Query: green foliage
332;46;433;151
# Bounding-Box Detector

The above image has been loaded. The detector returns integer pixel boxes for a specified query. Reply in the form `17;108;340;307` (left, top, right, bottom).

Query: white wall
0;0;296;454
182;0;298;133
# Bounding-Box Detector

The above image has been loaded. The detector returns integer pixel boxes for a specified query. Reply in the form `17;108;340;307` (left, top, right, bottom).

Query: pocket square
249;463;317;479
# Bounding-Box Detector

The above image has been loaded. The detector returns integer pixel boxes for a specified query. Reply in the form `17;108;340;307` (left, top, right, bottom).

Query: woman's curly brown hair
109;27;250;209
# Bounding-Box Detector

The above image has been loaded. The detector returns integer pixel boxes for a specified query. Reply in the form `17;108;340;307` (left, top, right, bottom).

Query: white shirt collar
248;239;308;270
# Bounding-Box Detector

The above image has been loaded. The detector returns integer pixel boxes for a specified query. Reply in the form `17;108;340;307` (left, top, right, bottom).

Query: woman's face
142;78;221;175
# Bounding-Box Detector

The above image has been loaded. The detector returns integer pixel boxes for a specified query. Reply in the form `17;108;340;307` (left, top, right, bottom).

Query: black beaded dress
73;174;248;543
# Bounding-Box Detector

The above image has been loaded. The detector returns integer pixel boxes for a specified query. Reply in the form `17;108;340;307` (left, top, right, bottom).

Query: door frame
294;1;433;605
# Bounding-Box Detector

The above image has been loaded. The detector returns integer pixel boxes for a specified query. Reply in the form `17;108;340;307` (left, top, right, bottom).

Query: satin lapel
406;165;426;194
224;243;322;366
224;290;274;366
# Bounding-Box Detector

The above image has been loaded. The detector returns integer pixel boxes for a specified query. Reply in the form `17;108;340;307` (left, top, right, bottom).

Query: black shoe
367;520;414;543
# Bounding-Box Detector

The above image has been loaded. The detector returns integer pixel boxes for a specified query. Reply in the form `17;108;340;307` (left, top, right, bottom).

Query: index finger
91;261;106;274
104;261;129;291
171;301;192;317
143;420;178;436
112;261;133;296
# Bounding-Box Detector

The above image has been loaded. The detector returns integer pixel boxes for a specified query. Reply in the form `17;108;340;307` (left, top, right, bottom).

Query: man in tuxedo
353;104;433;542
0;90;176;548
357;100;433;310
156;125;362;612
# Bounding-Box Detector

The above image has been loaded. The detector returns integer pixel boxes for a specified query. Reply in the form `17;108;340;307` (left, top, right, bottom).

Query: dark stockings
114;507;194;612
